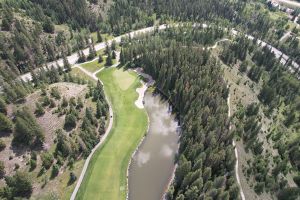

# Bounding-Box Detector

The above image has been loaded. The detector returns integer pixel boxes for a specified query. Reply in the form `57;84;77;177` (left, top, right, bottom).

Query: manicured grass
80;57;117;73
113;69;135;90
80;59;105;73
71;68;96;83
76;68;148;200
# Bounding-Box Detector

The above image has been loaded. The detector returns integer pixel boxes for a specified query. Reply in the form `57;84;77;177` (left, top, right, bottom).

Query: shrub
0;139;6;151
4;172;32;198
14;108;45;146
278;187;300;200
0;113;13;132
35;102;45;116
0;161;5;178
61;97;68;107
50;87;61;99
64;113;77;129
293;175;300;187
29;159;37;171
254;182;265;194
0;98;7;114
68;172;77;185
41;152;54;169
49;99;56;108
51;164;59;178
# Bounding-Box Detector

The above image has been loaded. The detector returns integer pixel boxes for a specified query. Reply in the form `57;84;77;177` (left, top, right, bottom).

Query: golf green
76;67;148;200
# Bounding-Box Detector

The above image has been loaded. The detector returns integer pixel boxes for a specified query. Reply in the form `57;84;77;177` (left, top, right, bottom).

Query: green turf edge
75;68;148;200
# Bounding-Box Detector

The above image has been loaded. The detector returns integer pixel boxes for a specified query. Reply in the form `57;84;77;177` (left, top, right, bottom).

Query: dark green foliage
35;102;45;116
55;129;71;157
259;84;276;105
50;87;61;100
112;51;116;59
61;96;68;107
43;18;55;33
98;54;103;63
51;164;59;178
64;113;77;129
277;187;300;200
14;107;45;146
122;30;235;199
68;172;77;185
239;60;248;73
0;113;13;132
2;172;33;199
42;96;51;107
29;159;37;171
41;152;54;169
0;161;5;178
97;30;103;43
0;98;7;115
77;50;86;63
87;43;97;60
293;175;300;187
0;139;6;151
105;53;113;66
63;55;72;72
76;97;84;110
254;182;265;194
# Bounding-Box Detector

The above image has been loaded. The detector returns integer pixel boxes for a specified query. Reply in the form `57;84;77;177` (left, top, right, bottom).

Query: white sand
135;84;148;109
134;68;155;109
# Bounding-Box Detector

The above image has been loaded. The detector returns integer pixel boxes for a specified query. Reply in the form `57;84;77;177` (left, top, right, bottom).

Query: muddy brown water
128;91;180;200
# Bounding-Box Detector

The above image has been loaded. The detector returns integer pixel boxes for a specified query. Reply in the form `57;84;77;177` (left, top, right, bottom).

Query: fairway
76;67;148;200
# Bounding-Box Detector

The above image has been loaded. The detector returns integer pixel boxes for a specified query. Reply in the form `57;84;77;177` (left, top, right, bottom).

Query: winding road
20;23;299;83
274;0;300;8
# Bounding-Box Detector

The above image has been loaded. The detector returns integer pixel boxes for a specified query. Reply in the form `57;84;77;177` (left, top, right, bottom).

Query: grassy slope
76;68;148;200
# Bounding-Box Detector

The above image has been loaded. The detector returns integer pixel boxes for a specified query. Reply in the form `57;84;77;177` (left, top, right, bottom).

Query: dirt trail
227;93;246;200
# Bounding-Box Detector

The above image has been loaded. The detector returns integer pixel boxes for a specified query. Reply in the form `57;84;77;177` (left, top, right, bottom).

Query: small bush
0;139;6;151
41;152;54;169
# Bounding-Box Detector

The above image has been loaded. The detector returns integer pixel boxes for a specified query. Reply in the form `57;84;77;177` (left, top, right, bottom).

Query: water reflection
128;92;179;200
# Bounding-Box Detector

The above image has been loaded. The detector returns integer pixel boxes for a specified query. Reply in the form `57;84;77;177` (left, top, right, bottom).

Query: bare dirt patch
0;82;90;199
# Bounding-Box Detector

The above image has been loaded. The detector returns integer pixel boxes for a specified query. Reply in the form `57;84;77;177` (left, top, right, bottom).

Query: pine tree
0;113;13;132
35;102;45;116
0;98;7;115
96;100;103;119
120;48;125;65
97;30;103;43
111;40;117;51
98;54;103;63
105;53;113;66
63;54;72;72
112;51;116;59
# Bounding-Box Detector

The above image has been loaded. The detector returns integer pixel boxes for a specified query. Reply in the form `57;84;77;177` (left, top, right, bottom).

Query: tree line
120;29;238;200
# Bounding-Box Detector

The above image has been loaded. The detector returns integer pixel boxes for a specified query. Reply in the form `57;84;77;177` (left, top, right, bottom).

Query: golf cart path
70;65;113;200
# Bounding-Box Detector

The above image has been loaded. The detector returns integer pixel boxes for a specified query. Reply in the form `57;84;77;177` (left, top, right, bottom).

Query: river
128;91;180;200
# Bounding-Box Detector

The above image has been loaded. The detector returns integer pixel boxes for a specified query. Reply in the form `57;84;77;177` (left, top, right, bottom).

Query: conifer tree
0;113;13;132
105;53;113;66
0;98;7;115
63;54;72;72
97;30;103;43
98;54;103;63
35;102;45;116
